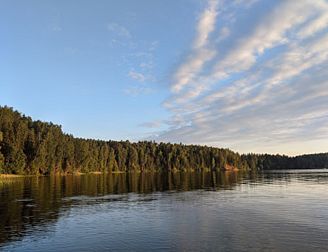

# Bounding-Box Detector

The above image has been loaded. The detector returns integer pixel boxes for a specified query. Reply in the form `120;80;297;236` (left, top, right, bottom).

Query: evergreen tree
0;131;4;173
0;106;327;175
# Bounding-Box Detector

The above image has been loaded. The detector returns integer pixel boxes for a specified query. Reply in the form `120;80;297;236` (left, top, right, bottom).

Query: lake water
0;170;327;251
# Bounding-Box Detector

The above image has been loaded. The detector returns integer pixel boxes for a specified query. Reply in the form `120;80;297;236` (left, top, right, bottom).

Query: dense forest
0;106;327;175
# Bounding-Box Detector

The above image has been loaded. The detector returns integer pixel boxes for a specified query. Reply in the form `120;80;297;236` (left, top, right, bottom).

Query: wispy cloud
139;120;162;128
128;70;146;82
170;0;219;93
49;23;62;32
123;86;153;97
125;41;159;95
193;0;219;49
126;69;156;96
154;0;328;155
107;22;131;38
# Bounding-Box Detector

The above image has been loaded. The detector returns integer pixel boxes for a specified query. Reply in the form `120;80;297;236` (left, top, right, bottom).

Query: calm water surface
0;170;327;251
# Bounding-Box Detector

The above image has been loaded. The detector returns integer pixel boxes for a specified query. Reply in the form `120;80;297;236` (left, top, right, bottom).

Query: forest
0;106;327;175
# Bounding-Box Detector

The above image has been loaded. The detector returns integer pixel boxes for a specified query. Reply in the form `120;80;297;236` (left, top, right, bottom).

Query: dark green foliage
0;131;4;173
242;153;328;170
0;106;327;175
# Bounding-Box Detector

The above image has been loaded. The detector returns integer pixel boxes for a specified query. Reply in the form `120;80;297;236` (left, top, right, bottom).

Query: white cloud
171;49;216;93
297;0;328;39
155;0;328;155
193;0;219;49
209;1;315;83
170;0;219;93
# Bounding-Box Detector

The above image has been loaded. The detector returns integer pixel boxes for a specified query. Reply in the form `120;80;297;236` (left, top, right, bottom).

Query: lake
0;170;327;251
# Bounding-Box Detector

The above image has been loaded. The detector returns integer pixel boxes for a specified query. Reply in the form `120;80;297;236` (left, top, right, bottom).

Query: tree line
242;153;328;170
0;106;327;175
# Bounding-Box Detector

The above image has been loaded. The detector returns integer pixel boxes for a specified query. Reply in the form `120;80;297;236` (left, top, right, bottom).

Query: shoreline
0;169;242;178
0;171;125;178
0;174;36;178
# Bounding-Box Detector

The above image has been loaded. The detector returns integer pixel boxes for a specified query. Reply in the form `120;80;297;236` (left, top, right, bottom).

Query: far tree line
0;106;327;175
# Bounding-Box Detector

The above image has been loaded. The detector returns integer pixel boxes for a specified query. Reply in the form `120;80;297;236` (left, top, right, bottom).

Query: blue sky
1;0;328;155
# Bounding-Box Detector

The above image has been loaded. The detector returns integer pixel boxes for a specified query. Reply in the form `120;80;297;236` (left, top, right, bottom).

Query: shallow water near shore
0;170;327;251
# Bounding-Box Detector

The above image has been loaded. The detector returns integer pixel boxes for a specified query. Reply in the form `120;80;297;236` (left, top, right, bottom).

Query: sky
1;0;328;155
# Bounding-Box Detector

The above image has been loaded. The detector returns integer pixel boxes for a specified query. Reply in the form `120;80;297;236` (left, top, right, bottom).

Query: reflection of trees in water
0;171;254;246
0;177;64;245
260;170;328;185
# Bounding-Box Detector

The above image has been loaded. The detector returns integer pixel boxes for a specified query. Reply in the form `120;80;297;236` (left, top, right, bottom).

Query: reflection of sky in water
0;170;328;251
